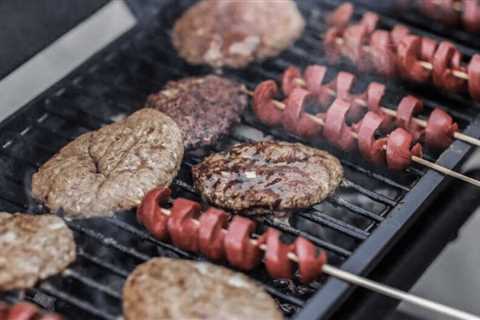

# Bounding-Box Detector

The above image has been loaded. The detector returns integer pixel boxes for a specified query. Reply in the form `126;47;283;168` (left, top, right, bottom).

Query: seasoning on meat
146;75;248;149
0;213;75;291
31;109;184;218
172;0;305;68
123;258;283;320
192;141;343;215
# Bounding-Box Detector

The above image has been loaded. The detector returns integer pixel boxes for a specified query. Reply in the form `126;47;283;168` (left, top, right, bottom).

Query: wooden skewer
244;89;480;188
291;78;480;147
420;61;469;80
158;207;480;320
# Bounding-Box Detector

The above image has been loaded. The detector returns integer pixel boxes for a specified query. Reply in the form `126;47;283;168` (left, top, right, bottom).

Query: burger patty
0;213;75;291
172;0;305;68
146;75;247;149
31;109;184;218
123;258;282;320
192;141;343;215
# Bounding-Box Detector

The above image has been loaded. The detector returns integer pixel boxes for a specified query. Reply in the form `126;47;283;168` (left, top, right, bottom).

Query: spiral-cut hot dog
254;73;429;170
324;3;480;101
0;301;62;320
137;187;327;284
276;64;459;151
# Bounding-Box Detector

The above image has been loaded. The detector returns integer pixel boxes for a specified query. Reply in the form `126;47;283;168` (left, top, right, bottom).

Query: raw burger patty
192;141;343;214
123;258;282;320
172;0;305;68
31;109;184;218
0;213;75;291
146;75;247;149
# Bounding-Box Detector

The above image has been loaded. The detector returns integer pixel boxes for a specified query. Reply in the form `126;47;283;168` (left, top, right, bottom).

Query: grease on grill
192;141;343;216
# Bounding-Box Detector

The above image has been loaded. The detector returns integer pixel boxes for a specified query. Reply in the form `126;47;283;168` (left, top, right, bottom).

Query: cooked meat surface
146;75;247;149
0;213;75;291
123;258;282;320
192;141;343;215
172;0;305;68
32;109;184;218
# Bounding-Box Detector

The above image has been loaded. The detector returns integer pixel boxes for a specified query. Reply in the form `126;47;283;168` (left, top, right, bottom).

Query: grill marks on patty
31;109;184;218
123;258;283;320
0;213;75;291
146;75;248;149
192;141;343;215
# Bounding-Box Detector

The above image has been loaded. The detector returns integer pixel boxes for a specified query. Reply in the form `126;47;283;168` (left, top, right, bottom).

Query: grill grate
1;0;479;319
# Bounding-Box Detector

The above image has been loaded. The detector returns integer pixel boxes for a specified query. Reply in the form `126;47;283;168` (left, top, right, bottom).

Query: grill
1;0;480;319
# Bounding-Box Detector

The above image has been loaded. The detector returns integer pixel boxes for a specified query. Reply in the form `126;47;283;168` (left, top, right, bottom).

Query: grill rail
0;0;479;319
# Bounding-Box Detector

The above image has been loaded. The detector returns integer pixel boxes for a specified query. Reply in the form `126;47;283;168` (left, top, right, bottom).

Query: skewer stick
291;78;480;147
243;89;480;188
321;264;479;320
158;207;480;320
412;155;480;187
419;61;469;80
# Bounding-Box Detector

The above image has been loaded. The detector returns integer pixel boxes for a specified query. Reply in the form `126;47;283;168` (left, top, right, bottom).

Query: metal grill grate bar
77;250;130;278
38;285;117;320
66;222;151;262
298;211;370;240
329;197;384;222
63;269;122;301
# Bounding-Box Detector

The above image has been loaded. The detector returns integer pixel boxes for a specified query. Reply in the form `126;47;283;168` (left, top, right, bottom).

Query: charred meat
192;141;343;215
146;75;247;149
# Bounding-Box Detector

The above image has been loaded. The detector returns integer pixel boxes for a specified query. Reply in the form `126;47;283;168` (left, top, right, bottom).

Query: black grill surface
1;0;480;319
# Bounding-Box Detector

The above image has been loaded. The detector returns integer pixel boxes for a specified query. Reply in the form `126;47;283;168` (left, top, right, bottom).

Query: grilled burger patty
146;75;247;149
123;258;282;320
0;213;75;291
192;141;343;214
32;109;184;218
172;0;305;68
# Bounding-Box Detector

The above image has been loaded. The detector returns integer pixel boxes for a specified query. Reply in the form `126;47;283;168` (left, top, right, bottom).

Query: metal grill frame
0;0;479;319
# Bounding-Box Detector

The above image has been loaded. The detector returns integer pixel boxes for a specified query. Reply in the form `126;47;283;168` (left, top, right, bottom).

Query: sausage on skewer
324;3;480;101
280;64;473;149
250;79;480;187
136;187;480;320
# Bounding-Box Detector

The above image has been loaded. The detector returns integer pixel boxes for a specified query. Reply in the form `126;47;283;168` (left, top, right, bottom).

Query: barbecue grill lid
0;0;170;80
0;0;110;80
